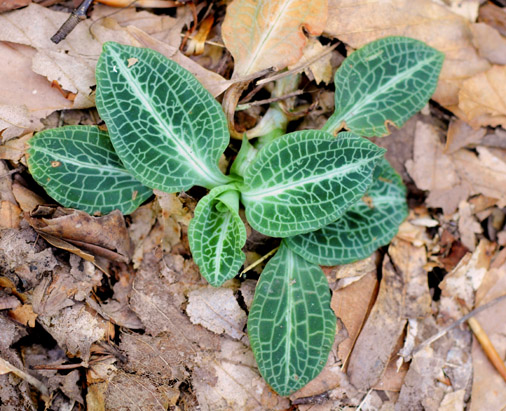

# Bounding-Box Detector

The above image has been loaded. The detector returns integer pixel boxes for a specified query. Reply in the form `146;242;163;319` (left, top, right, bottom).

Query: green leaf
285;158;408;265
323;36;444;137
241;131;385;237
188;186;246;287
27;126;152;215
95;42;232;192
248;241;336;396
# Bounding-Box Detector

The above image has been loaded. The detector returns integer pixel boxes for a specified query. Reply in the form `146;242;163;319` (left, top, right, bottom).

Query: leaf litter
1;0;506;409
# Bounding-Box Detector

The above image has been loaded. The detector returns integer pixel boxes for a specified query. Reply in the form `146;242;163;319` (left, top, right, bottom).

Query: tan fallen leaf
0;4;102;108
457;200;482;251
11;182;45;213
436;0;480;22
458;64;506;128
440;239;495;311
470;22;506;65
325;0;490;110
193;339;290;410
91;4;192;48
452;146;506;205
0;132;31;162
0;42;71;140
288;37;333;85
444;118;486;153
186;287;247;340
8;303;37;327
0;200;21;229
222;0;327;78
406;121;469;214
332;270;378;367
0;0;29;13
347;253;407;391
27;208;132;263
478;2;506;37
470;259;506;411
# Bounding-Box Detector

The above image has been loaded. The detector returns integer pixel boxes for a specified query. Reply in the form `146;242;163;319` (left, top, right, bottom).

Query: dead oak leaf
8;304;37;327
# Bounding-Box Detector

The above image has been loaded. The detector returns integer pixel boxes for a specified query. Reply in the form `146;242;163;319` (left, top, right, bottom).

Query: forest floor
1;0;506;410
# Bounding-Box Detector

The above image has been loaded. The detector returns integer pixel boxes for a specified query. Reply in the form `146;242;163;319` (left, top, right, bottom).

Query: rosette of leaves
27;37;443;396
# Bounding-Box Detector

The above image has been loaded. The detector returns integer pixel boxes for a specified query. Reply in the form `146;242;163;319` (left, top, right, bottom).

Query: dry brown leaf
11;182;45;213
332;270;378;366
388;238;432;318
186;287;247;340
445;118;486;153
406;121;469;215
471;22;506;65
458;200;483;251
8;304;37;327
458;64;506;128
470;259;506;411
37;303;108;361
347;253;407;390
193;339;290;410
0;132;31;161
222;0;327;78
440;239;495;311
91;4;192;48
438;0;480;22
478;2;506;37
0;0;29;13
0;200;21;229
122;25;232;97
27;209;132;263
0;5;103;108
289;38;333;85
0;42;72;140
452;146;506;206
325;0;490;109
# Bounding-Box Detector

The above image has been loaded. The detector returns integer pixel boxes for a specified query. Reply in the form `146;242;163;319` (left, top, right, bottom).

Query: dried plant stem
467;316;506;382
240;246;279;275
0;357;49;396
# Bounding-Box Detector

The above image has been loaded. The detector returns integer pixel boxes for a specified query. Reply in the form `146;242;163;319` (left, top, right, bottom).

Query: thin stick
468;316;506;382
413;294;506;354
256;43;339;86
236;90;304;111
240;247;279;275
0;357;49;396
51;0;94;44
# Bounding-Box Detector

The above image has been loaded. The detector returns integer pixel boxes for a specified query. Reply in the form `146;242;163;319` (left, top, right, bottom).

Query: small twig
51;0;94;44
0;357;49;396
468;316;506;382
32;362;86;371
256;42;339;86
0;167;22;179
413;294;506;354
240;247;279;275
236;90;304;111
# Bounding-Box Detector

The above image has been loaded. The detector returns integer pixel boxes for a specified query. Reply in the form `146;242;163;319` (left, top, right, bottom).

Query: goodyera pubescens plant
27;37;443;395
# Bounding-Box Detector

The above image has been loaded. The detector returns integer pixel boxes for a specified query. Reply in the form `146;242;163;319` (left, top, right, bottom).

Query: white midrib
330;55;436;126
111;49;227;187
35;146;131;176
213;213;232;281
242;157;375;201
283;249;294;388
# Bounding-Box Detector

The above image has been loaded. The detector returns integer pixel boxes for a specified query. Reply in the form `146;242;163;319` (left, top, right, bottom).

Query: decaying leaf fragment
222;0;327;78
458;64;506;128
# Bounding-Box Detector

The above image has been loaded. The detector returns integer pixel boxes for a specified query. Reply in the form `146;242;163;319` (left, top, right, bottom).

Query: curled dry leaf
27;208;132;263
324;0;490;110
222;0;327;78
470;23;506;65
458;64;506;128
